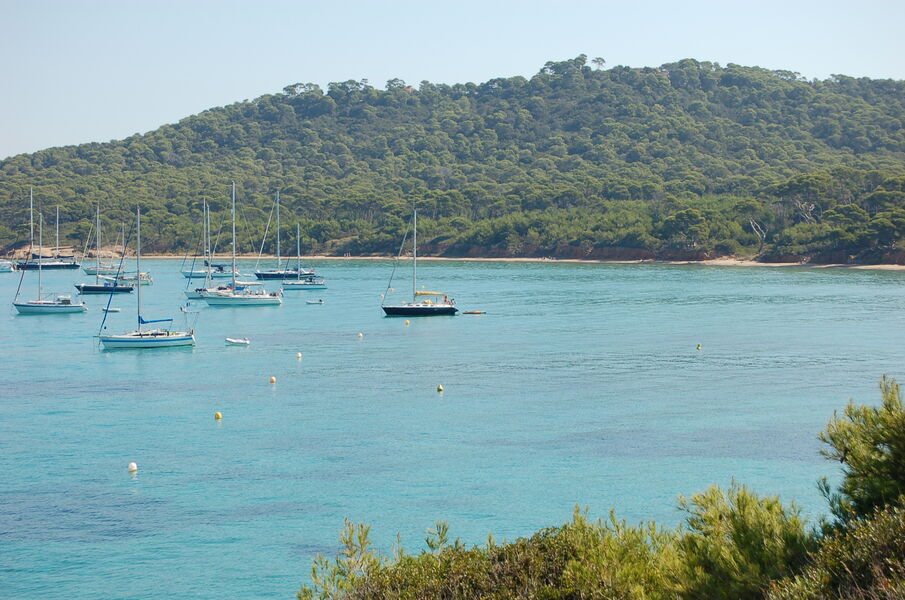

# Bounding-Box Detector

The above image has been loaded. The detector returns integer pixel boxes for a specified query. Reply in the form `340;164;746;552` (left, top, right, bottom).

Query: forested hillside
1;56;904;261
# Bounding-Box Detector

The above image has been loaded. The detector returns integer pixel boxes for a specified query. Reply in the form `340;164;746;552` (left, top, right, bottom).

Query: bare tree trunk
750;219;767;256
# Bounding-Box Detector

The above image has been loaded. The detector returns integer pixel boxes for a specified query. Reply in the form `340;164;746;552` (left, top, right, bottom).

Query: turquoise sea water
2;259;903;599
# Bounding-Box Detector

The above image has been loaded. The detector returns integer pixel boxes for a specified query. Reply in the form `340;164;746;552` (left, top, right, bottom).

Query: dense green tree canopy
1;57;903;260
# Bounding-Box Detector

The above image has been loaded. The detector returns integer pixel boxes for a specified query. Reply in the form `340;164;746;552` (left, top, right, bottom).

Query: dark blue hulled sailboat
381;209;457;317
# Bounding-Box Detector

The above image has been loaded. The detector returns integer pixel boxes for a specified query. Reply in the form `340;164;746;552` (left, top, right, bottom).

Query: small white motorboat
225;337;250;346
102;307;122;312
306;299;325;305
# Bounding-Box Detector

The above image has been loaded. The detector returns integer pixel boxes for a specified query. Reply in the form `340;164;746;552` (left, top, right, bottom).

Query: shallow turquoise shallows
2;259;903;599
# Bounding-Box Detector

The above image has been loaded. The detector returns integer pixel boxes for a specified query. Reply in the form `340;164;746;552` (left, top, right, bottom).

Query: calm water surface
2;259;903;599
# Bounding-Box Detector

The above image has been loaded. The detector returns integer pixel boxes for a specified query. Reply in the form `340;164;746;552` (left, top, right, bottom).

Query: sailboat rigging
75;207;134;294
381;209;457;316
16;200;79;270
98;207;195;348
13;190;87;314
200;183;282;306
284;223;327;290
254;190;315;280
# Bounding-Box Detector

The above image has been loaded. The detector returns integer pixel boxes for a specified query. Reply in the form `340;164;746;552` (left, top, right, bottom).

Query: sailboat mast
96;206;101;281
204;200;211;281
55;206;60;258
231;182;237;289
296;222;301;277
29;188;34;250
412;209;417;301
37;213;43;298
136;207;142;332
276;190;280;269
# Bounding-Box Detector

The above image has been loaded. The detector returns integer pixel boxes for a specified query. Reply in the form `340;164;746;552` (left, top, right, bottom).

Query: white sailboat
200;183;282;306
284;223;327;290
100;271;152;286
99;208;195;348
381;209;457;316
182;204;238;279
84;221;128;275
13;197;88;314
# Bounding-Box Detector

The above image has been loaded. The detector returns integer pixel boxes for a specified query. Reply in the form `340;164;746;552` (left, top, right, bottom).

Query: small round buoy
269;376;277;384
214;412;222;420
696;344;702;351
127;462;138;473
437;384;444;393
405;320;410;326
297;352;302;359
357;332;364;338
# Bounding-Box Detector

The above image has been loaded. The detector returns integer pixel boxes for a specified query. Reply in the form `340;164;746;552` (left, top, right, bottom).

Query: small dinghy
102;307;122;312
306;299;325;305
225;337;250;345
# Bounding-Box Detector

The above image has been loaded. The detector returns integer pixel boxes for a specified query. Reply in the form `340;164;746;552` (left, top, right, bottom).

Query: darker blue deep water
2;260;903;598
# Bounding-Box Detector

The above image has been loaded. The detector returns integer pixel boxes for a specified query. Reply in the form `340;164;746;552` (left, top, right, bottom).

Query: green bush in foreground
297;378;905;599
768;503;905;600
819;375;905;527
674;484;814;600
297;486;812;600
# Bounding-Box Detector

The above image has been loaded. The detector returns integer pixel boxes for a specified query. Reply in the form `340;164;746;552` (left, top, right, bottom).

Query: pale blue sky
2;0;903;159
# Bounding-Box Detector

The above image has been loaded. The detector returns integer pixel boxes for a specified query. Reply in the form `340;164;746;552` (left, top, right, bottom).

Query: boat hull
200;292;282;306
75;283;134;294
100;331;195;349
17;261;80;270
182;270;237;279
382;305;458;316
254;270;313;280
83;266;122;276
14;301;88;314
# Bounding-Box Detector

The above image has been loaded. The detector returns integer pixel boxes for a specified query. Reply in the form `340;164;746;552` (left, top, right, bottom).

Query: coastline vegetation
298;378;905;599
1;57;904;263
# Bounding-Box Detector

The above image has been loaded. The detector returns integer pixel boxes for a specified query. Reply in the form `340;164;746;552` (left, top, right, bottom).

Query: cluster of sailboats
8;185;461;349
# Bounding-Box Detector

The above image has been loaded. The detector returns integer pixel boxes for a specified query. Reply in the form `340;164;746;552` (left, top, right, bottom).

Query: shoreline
138;254;905;271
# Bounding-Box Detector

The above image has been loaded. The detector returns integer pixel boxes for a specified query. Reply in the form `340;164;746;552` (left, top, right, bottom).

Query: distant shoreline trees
1;57;904;263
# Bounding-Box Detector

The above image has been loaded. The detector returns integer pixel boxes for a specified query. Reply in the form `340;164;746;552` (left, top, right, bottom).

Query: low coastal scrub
297;378;905;599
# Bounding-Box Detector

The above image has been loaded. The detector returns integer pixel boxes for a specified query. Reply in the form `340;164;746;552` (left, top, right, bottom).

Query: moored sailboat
254;191;315;280
75;207;134;294
99;208;195;349
283;223;327;290
13;197;87;314
381;209;457;317
16;203;80;270
200;183;282;306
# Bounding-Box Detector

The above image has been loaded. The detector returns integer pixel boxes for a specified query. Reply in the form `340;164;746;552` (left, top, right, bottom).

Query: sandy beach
133;254;905;271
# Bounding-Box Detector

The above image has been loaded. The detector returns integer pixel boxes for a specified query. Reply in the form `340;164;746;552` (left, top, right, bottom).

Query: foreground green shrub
674;483;815;600
768;503;905;600
819;376;905;526
298;489;812;600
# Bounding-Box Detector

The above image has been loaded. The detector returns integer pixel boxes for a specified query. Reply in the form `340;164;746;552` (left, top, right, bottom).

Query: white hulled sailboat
13;191;87;314
200;183;282;306
99;207;195;348
283;223;327;290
